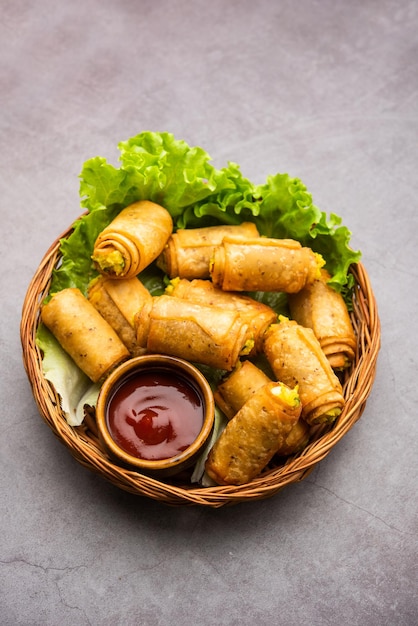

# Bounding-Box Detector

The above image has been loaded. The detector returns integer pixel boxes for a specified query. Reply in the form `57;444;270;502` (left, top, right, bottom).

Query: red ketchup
106;369;204;460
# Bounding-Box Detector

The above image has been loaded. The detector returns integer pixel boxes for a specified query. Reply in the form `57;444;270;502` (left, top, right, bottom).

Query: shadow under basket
20;224;381;507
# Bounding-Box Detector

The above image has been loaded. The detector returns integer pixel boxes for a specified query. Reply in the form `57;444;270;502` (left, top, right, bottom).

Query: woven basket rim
20;222;381;507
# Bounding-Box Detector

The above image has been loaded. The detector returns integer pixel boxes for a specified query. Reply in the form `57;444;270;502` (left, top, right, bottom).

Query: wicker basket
20;222;381;507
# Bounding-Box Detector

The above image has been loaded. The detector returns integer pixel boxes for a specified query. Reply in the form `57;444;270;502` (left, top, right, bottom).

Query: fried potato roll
41;288;129;382
263;319;345;425
288;270;357;369
135;295;251;371
205;381;302;485
88;276;152;356
210;236;323;293
157;222;259;279
92;200;173;279
214;360;272;419
214;360;310;455
165;278;277;354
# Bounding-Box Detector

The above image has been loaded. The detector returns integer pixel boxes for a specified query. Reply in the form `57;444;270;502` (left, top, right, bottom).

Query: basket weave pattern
21;225;381;507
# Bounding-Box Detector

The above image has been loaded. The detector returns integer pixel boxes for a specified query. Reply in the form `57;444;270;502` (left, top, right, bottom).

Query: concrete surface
1;1;417;624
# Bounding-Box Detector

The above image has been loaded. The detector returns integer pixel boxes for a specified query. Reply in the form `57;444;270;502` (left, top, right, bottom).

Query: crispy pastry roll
214;360;310;455
263;319;345;425
135;295;251;371
92;200;173;279
41;288;129;382
279;420;311;457
87;276;152;356
210;236;323;293
166;278;277;354
157;222;259;279
288;270;357;369
205;381;302;485
214;360;272;419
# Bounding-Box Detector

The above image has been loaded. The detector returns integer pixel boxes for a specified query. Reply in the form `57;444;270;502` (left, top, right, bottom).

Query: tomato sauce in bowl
95;355;215;477
106;369;204;460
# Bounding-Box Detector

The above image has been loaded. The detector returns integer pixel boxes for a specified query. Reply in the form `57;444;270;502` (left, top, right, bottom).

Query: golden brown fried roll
157;222;259;279
88;276;152;356
288;270;357;369
214;360;310;455
41;288;129;382
210;236;323;293
278;420;311;457
205;381;302;485
92;200;173;278
166;278;277;354
135;295;251;371
214;360;271;419
263;318;345;425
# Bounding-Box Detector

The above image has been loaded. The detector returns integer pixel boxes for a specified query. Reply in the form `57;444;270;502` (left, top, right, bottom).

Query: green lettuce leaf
49;206;118;294
253;173;361;290
80;131;234;216
177;161;258;228
191;406;228;485
36;325;100;426
50;132;360;297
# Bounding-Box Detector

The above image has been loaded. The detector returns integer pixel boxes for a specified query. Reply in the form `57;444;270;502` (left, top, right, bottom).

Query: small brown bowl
95;354;215;477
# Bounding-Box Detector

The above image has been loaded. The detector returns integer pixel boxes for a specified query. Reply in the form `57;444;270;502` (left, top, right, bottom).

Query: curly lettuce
252;173;360;291
49;131;360;298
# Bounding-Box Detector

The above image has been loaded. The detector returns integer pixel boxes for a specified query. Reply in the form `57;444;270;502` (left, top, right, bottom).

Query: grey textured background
1;1;417;624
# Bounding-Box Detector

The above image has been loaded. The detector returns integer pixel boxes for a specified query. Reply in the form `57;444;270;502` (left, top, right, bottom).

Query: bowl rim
95;354;215;473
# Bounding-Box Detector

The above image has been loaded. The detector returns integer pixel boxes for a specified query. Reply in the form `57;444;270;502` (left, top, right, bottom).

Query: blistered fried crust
135;295;251;371
210;236;322;293
157;222;259;279
288;270;356;369
214;360;271;419
263;319;345;425
41;288;129;382
92;201;173;278
166;278;277;354
88;276;152;356
214;360;310;456
205;382;301;485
